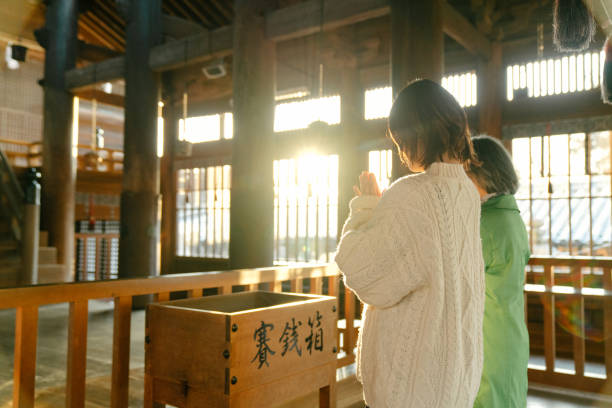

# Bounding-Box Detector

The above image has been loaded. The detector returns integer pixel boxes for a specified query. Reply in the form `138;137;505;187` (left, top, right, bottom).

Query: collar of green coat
481;194;519;212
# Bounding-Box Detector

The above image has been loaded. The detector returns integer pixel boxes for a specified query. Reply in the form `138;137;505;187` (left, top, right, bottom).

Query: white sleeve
334;190;439;308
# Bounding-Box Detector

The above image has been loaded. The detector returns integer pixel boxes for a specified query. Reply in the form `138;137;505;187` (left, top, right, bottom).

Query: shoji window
274;96;341;132
178;112;233;143
273;154;339;263
441;71;478;107
176;165;231;258
368;150;393;191
512;131;612;256
364;71;478;120
506;51;605;101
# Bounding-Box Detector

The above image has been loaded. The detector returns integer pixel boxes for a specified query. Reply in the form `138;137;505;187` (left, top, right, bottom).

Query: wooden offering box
145;291;338;408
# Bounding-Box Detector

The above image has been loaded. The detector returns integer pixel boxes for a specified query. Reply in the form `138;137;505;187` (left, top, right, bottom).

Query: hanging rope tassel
553;0;596;52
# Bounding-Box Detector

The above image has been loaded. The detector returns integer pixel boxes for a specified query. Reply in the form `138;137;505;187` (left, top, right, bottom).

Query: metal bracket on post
21;168;40;285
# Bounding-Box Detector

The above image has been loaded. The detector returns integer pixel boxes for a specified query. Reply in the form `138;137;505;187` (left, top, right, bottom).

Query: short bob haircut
388;79;478;170
468;135;519;195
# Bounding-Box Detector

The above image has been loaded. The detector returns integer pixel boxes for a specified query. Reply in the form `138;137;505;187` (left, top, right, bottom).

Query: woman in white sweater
335;79;485;407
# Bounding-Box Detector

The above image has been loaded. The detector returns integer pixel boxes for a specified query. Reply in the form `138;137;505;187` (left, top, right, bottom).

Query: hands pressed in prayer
353;171;382;198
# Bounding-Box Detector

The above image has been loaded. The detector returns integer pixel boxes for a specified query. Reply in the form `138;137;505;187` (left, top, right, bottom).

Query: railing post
66;300;89;408
272;281;283;292
21;170;40;285
111;296;132;408
604;267;612;379
570;265;585;377
344;286;356;362
312;277;323;294
543;264;556;373
154;292;170;302
290;279;303;293
13;306;38;408
188;288;203;298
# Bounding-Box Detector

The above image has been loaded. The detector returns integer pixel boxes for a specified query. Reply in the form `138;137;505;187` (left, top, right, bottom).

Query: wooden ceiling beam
150;25;233;71
78;17;120;50
78;40;121;62
66;56;124;90
266;0;390;42
166;0;194;21
68;0;494;89
73;89;125;107
92;2;126;41
207;0;233;22
94;0;126;26
441;2;491;60
162;14;207;39
182;0;219;27
86;12;126;48
193;0;228;26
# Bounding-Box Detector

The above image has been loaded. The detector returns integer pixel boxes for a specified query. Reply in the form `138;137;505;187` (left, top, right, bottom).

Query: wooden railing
526;256;612;393
0;138;123;173
0;264;355;408
0;138;41;168
3;256;612;407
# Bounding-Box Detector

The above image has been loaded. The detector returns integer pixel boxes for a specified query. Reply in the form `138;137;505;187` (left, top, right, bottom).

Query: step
38;246;57;264
39;230;48;247
0;254;20;268
38;264;68;284
0;241;18;252
0;265;19;288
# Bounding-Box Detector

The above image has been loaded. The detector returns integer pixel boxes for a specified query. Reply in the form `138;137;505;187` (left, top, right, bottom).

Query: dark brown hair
388;79;478;170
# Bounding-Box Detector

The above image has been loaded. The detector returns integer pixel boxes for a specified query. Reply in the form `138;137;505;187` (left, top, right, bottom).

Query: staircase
0;150;65;287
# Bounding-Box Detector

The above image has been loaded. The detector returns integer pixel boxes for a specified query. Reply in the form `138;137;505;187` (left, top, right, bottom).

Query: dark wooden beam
502;91;612;127
166;0;194;21
149;26;233;71
478;42;503;138
194;0;230;26
118;0;162;293
230;0;276;269
161;13;206;40
390;0;444;179
441;1;491;60
266;0;390;42
78;16;120;50
77;40;120;62
65;56;124;90
73;89;124;107
41;0;79;281
160;73;178;275
85;11;125;48
69;0;492;89
338;63;368;238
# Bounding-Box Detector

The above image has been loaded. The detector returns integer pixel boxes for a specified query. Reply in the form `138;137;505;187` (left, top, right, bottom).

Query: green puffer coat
474;194;530;408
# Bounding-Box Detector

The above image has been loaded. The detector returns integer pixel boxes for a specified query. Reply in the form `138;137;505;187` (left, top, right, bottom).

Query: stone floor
1;300;612;407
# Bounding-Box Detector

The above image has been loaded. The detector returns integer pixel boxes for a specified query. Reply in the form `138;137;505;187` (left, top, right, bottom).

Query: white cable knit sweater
335;163;485;408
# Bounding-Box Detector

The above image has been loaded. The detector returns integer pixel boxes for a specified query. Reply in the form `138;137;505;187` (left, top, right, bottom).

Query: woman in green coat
468;135;530;408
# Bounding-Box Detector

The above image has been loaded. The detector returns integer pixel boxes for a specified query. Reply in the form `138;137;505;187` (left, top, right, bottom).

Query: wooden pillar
41;0;78;279
338;65;367;234
229;0;276;269
390;0;444;181
390;0;444;92
119;0;162;285
478;42;503;139
160;73;177;275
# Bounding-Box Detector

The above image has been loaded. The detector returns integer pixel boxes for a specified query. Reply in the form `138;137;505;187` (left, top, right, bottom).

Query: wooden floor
0;368;364;408
2;301;612;407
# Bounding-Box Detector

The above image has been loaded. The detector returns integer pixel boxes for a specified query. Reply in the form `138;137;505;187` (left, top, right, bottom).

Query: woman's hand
353;171;382;197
